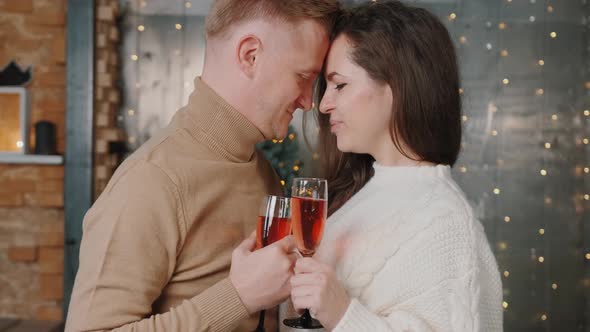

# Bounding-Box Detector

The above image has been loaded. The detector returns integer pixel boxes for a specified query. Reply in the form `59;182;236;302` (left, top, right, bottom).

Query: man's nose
296;87;313;111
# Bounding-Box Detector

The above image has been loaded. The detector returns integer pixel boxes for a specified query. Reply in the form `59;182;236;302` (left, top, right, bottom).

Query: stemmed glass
283;178;328;330
253;195;292;332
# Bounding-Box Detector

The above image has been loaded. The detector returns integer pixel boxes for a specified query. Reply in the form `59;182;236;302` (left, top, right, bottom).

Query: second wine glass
253;195;291;332
283;178;328;330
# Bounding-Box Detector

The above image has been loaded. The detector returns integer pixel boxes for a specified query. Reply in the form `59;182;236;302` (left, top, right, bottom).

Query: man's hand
230;232;298;314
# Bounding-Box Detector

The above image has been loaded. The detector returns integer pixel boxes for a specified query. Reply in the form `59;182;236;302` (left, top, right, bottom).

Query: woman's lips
330;121;344;133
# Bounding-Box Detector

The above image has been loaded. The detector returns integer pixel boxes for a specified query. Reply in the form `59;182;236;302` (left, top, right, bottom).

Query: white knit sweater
309;163;503;332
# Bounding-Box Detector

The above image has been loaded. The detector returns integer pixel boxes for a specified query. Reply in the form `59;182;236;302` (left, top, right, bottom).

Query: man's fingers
269;234;295;252
236;231;257;253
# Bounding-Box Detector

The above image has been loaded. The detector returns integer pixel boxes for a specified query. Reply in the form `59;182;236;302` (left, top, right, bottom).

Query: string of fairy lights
123;0;146;148
444;0;590;327
539;0;550;324
123;0;192;149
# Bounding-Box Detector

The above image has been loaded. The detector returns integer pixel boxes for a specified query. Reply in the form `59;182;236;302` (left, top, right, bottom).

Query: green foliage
256;125;303;196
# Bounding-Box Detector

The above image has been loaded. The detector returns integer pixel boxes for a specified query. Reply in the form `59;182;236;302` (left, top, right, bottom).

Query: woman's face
319;35;394;155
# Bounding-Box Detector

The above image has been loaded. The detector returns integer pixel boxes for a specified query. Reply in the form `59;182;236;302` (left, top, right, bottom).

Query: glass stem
302;309;312;326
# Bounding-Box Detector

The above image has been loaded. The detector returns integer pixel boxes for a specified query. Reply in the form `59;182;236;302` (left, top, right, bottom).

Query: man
65;0;339;331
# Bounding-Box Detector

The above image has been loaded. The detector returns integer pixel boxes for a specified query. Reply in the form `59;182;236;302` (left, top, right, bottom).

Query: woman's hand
290;257;351;331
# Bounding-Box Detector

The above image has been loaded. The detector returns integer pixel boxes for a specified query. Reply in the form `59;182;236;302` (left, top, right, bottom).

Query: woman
286;1;503;331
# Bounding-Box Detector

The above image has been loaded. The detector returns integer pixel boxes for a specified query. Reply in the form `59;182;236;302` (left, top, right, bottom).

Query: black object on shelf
34;121;57;155
0;60;32;86
109;140;129;168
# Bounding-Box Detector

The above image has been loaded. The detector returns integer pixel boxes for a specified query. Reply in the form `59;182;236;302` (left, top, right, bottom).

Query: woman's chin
336;138;353;153
337;138;371;155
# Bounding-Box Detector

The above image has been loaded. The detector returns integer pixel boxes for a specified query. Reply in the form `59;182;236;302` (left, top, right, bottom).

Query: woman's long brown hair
312;0;462;216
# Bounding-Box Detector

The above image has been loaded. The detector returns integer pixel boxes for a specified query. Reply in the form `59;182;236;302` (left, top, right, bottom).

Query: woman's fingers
291;284;318;297
290;271;324;287
291;293;317;311
294;257;323;273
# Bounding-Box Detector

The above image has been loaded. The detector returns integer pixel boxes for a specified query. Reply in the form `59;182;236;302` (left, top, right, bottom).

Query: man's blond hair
205;0;341;38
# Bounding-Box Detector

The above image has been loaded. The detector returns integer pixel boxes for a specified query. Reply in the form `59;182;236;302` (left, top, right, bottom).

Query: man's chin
272;132;288;141
271;125;290;141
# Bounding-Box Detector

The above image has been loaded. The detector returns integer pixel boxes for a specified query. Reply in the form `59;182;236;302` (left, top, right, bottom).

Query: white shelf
0;153;63;165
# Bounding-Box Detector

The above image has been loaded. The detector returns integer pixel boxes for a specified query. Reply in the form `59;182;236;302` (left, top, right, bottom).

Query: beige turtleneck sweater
65;78;283;332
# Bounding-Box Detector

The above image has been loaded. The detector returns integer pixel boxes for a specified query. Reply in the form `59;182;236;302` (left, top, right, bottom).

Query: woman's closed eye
335;83;347;91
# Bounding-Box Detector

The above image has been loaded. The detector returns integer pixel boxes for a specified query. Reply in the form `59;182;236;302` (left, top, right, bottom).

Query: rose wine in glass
256;215;291;249
283;178;328;330
253;195;291;332
290;197;326;256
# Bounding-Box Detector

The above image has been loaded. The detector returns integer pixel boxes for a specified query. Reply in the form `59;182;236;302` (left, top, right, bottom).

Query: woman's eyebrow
326;71;343;81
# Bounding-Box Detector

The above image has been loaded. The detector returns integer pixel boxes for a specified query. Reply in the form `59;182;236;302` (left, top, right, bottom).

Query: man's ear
236;34;261;78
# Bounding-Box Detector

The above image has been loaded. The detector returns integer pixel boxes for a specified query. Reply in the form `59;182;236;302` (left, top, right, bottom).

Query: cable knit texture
311;163;503;332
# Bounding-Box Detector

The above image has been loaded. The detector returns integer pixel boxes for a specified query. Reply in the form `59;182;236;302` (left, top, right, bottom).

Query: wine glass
283;178;328;330
253;195;292;332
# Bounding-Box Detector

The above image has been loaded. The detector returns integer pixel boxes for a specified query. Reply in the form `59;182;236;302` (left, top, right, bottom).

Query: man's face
254;20;330;139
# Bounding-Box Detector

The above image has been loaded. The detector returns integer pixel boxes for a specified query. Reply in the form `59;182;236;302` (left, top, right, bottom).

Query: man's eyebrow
302;69;321;76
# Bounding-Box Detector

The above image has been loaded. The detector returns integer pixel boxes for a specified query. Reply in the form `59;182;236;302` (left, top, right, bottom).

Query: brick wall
0;0;67;321
0;163;65;323
0;0;123;321
94;0;125;200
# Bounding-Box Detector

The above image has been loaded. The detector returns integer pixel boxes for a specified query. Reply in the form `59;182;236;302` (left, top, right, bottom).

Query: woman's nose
319;94;334;114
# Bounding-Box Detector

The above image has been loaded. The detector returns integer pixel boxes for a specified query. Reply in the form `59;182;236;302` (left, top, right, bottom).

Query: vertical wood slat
63;0;95;319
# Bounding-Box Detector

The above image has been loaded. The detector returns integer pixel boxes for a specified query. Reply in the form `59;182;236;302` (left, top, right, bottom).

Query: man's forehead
296;27;329;66
299;49;327;75
290;20;329;45
266;19;328;72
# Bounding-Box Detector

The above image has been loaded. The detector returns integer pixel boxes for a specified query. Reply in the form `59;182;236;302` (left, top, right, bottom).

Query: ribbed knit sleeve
65;161;250;332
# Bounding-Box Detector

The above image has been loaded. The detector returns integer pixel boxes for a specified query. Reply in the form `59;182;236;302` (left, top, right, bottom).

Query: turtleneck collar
184;77;264;162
